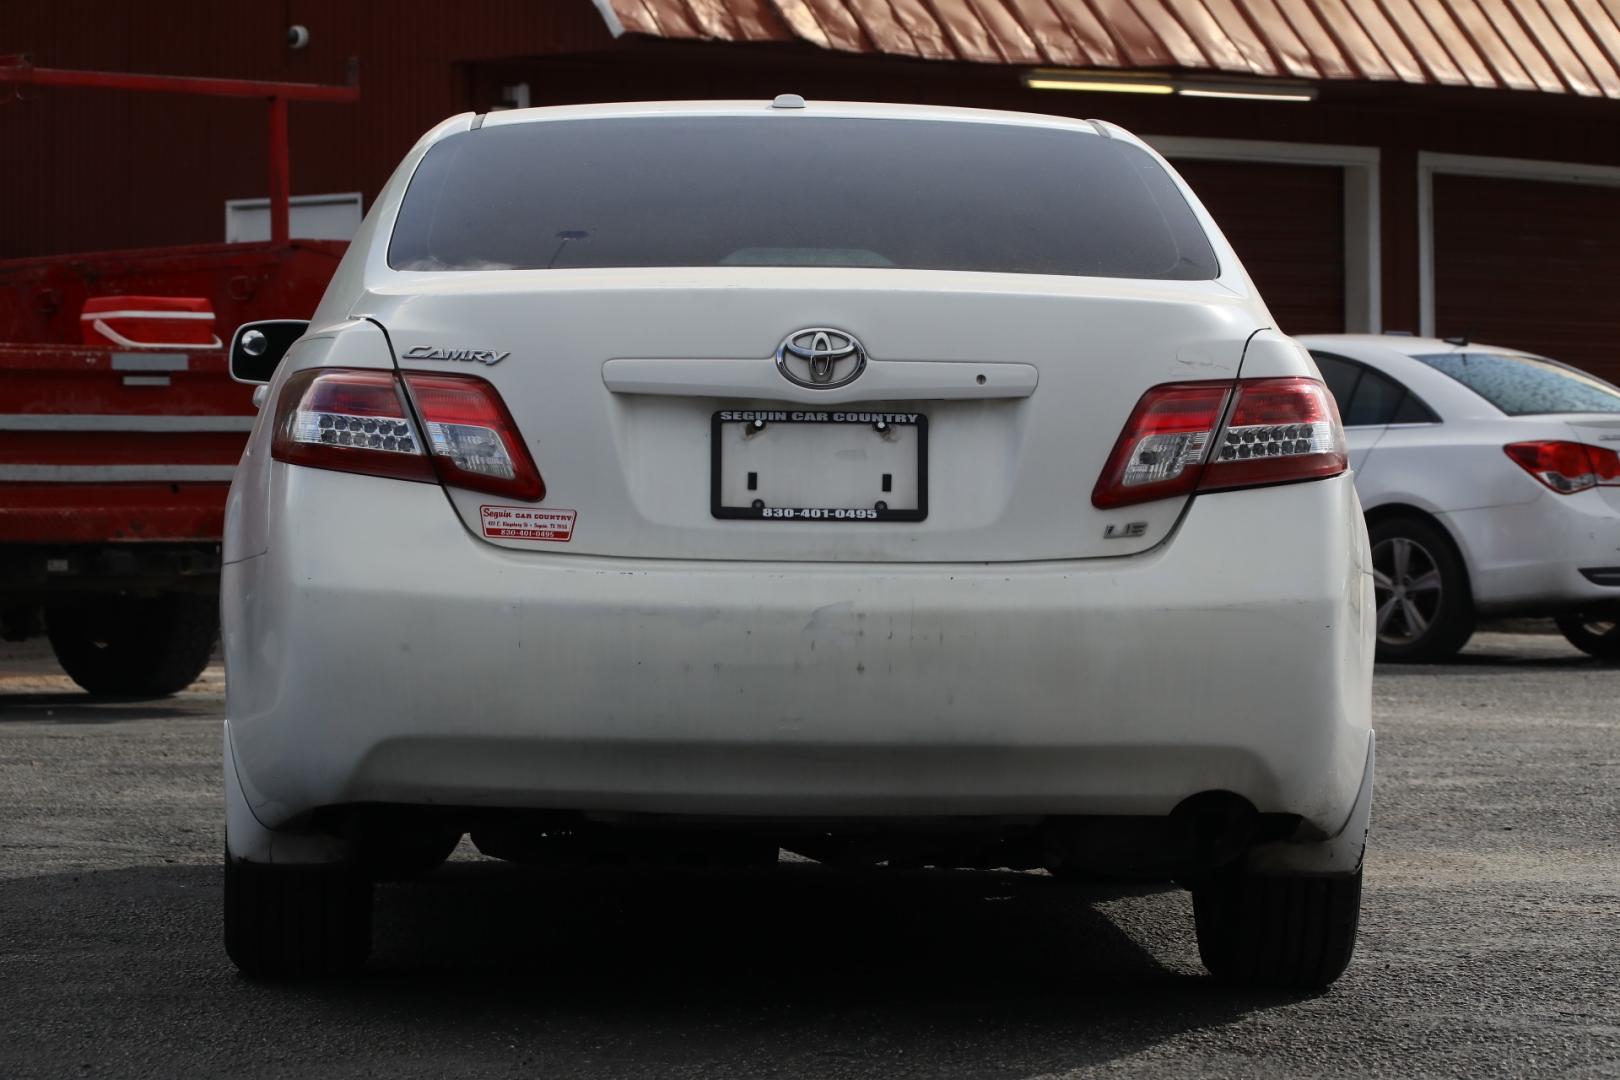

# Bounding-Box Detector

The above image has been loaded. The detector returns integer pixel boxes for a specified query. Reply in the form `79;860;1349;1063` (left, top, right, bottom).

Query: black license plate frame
710;410;929;523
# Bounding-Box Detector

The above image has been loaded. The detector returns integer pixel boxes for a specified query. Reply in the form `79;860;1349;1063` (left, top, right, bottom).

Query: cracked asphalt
1;631;1616;1078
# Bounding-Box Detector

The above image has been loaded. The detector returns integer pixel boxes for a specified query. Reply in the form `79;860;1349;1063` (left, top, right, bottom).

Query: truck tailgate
0;343;253;542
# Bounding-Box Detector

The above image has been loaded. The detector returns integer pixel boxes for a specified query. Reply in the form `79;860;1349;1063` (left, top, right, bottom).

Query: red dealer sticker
479;505;577;542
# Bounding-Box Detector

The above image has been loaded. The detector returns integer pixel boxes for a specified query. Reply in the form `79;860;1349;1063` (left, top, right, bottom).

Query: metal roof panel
1541;0;1620;97
1006;0;1124;66
718;0;792;39
1405;0;1499;87
1473;0;1575;91
1508;0;1601;95
1344;0;1443;83
763;0;834;48
887;0;959;58
1269;0;1359;77
970;0;1050;63
1222;0;1323;77
1161;0;1273;73
1122;0;1222;67
1081;0;1181;65
1439;0;1540;89
1376;0;1470;85
595;0;1620;96
924;0;1009;61
1302;0;1401;80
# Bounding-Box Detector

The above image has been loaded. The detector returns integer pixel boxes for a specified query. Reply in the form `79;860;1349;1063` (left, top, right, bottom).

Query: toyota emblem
775;328;867;389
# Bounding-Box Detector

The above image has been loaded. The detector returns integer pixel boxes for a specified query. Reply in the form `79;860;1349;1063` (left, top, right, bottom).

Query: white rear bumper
224;468;1373;838
1445;487;1620;611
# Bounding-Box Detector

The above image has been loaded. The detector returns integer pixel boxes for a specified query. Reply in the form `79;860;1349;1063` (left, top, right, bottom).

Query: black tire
359;831;463;881
1554;612;1620;661
45;593;217;696
1368;516;1473;663
224;853;372;978
1192;867;1361;989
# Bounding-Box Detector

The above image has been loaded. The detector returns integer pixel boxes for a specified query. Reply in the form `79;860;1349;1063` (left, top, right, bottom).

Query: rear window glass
388;116;1218;280
1413;352;1620;415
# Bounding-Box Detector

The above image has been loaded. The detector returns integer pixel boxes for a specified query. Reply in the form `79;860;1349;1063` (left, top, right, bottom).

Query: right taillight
272;367;544;500
1199;377;1347;493
1093;377;1346;509
1504;440;1620;493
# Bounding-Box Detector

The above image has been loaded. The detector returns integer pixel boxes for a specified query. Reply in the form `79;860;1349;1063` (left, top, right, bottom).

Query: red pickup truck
0;240;342;694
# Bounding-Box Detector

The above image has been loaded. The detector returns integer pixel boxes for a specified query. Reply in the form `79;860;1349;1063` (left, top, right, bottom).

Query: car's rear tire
1192;866;1361;989
1553;613;1620;660
224;853;372;978
1368;516;1473;663
46;593;217;696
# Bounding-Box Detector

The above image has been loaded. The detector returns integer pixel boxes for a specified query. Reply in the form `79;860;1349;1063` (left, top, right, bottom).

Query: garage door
1433;173;1620;385
1172;160;1345;336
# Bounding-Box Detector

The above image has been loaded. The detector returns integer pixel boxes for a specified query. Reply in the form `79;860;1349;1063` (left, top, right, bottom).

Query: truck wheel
45;593;217;696
1192;867;1362;989
1553;613;1620;661
224;852;372;978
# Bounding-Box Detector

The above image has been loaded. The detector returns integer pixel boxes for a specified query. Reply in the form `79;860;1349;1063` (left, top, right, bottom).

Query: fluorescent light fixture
1024;77;1174;95
1179;85;1317;103
1023;69;1316;103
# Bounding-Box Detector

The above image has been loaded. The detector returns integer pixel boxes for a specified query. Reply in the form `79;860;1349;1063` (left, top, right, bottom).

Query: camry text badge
403;345;509;366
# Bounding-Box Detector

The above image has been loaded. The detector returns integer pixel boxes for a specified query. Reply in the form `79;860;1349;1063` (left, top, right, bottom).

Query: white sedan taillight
1093;377;1346;509
1504;440;1620;493
272;368;544;501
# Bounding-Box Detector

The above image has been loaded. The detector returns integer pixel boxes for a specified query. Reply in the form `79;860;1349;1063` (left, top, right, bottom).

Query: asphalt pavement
1;632;1616;1079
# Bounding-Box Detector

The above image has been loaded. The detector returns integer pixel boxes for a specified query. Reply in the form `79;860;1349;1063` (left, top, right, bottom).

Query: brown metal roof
593;0;1620;97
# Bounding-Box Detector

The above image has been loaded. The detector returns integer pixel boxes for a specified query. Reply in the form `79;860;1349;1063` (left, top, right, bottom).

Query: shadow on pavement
0;860;1311;1077
0;691;209;725
1376;653;1603;676
0;639;223;725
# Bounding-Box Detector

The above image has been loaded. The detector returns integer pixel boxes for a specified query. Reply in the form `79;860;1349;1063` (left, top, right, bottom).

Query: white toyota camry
222;99;1374;985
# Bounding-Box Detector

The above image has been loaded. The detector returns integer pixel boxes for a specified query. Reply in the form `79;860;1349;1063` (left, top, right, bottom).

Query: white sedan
1298;334;1620;662
221;99;1374;985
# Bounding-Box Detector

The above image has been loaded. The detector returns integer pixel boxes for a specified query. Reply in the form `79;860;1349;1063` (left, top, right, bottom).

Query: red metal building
6;0;1620;379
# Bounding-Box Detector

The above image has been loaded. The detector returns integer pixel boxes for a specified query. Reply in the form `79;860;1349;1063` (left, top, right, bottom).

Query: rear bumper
225;468;1374;838
1445;488;1620;612
0;482;227;544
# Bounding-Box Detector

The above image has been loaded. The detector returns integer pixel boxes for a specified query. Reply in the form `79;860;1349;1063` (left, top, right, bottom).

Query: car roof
1295;334;1579;422
1296;333;1535;360
476;98;1140;145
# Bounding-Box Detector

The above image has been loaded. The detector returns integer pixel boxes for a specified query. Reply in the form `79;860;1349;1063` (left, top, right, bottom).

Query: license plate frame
710;410;929;523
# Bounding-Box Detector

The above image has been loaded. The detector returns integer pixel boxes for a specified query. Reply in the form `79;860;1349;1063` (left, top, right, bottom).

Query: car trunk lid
359;268;1256;562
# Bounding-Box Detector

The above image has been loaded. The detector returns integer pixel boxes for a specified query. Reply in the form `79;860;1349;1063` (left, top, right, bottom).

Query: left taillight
271;367;544;501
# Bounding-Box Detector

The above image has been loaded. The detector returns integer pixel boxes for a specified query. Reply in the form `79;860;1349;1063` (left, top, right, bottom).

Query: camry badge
403;345;509;366
776;328;866;389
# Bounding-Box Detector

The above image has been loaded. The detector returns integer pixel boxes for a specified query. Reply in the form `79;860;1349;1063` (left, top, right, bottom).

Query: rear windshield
1413;352;1620;415
388;116;1218;280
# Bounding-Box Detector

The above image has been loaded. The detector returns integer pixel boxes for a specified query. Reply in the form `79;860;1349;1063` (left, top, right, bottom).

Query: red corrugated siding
604;0;1620;96
0;0;615;258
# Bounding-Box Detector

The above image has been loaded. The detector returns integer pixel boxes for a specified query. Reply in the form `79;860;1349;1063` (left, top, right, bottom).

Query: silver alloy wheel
1371;536;1444;646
